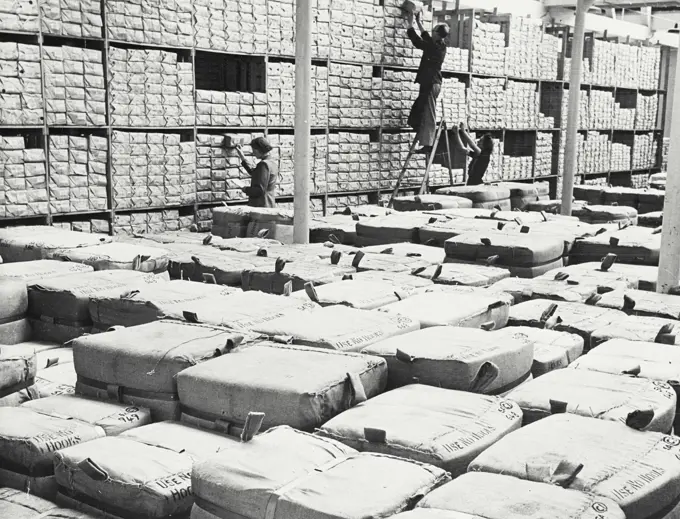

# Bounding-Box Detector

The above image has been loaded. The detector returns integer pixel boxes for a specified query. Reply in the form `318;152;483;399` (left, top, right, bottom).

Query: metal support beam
293;0;311;244
560;0;595;216
658;32;680;293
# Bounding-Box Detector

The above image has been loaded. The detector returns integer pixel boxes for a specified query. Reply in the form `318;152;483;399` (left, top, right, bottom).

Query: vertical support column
560;0;594;216
657;33;680;293
293;0;312;244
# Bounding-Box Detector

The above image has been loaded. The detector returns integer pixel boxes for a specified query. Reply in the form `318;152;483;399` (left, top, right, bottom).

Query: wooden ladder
387;102;455;208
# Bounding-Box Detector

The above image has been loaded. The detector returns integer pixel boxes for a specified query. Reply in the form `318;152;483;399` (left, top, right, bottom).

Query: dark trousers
467;172;484;186
408;83;441;147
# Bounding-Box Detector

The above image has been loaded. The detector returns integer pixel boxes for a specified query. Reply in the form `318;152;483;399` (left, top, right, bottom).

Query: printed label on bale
32;429;83;453
152;471;193;503
116;406;143;424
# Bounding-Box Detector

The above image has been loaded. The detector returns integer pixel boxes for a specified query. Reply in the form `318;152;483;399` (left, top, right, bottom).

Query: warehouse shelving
0;2;671;232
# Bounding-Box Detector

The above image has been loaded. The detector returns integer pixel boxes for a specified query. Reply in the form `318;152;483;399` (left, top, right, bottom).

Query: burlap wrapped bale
0;396;151;498
445;231;566;278
309;215;359;245
572;339;680;382
594;289;680;319
355;213;437;246
573;185;605;204
0;488;59;518
49;242;171;274
639;211;663;228
571;339;680;429
128;231;214;246
89;280;238;329
0;320;32;348
177;290;320;330
540;258;658;292
317;385;522;476
257;242;359;262
573;205;638;226
0;260;93;283
508;299;626;349
28;270;166;343
507;368;676;433
363;326;532;393
234;242;331;263
29;347;78;401
435;185;511;210
494;326;584;377
413;263;511;287
0;343;68;407
393;195;473;212
252;305;420;352
168;248;271;285
334;204;392;217
407;472;625;519
191;427;355;519
55;422;238;519
469;414;680;519
602;187;641;209
241;256;355;294
211;206;251;238
498;181;550;210
424;208;497;219
476;209;563;224
178;342;387;433
0;280;29;345
345;250;433;275
0;226;111;263
571;227;659;265
210;236;282;253
191;427;450;519
74;322;247;421
505;219;604;256
489;276;598;304
525;199;588;214
378;288;510;329
638;189;665;214
0;342;36;401
348;270;434;291
294;278;418;310
360;243;446;264
591;315;680;347
245;208;295;244
419;218;521;248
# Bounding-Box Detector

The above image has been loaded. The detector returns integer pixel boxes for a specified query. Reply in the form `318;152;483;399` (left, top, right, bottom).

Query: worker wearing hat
235;136;278;208
406;11;449;156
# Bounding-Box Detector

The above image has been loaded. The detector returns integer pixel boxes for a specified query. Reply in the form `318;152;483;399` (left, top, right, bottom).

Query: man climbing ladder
406;10;449;156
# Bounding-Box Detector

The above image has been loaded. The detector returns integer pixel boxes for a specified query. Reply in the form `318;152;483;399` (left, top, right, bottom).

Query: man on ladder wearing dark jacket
406;10;449;156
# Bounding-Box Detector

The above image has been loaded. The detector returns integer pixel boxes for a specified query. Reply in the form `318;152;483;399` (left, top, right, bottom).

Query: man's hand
415;11;425;31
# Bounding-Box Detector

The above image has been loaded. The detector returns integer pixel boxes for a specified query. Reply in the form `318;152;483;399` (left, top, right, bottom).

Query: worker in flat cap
406;10;449;156
235;136;278;208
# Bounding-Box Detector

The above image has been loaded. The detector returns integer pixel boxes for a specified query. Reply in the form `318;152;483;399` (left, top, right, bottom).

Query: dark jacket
407;27;447;86
241;157;278;208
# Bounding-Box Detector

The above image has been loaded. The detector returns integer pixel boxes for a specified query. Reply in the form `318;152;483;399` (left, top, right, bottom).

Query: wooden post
560;0;595;216
658;32;680;293
293;0;312;244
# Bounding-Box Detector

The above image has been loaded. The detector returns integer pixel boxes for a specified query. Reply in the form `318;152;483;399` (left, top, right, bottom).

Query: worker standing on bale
452;122;494;186
406;10;448;156
235;137;278;208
